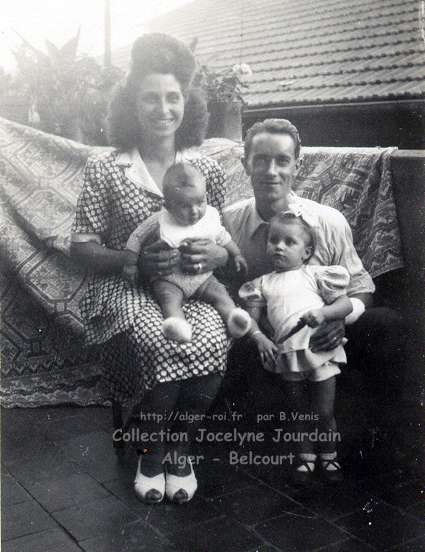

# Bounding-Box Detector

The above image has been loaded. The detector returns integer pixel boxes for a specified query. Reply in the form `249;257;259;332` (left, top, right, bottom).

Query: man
223;119;374;349
222;119;403;461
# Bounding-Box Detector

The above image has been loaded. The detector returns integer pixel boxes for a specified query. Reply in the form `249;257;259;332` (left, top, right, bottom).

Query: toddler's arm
245;304;278;365
302;295;353;328
224;239;248;276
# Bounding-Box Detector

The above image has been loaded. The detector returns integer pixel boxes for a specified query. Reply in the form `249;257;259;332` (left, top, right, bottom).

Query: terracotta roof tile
112;0;425;106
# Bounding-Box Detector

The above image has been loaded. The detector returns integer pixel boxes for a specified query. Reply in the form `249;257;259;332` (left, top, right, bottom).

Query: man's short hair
244;119;301;160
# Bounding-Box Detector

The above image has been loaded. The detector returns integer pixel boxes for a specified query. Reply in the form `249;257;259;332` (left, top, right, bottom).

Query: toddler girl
123;162;251;342
239;210;353;483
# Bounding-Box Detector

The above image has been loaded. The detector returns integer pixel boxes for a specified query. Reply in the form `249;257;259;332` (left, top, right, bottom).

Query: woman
71;33;229;504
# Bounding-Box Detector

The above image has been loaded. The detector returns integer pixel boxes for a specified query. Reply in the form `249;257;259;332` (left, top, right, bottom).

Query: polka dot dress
72;151;228;403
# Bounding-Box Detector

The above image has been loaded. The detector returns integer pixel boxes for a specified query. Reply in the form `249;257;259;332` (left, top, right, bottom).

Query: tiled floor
1;400;424;552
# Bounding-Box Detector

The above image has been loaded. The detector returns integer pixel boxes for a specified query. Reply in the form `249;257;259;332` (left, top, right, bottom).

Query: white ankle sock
319;452;339;471
296;453;317;472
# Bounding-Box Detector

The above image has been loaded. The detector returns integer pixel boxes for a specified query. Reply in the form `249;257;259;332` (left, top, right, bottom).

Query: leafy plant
13;31;123;144
193;63;252;104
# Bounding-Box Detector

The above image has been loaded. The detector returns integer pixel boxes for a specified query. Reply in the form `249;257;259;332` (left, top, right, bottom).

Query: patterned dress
71;149;228;403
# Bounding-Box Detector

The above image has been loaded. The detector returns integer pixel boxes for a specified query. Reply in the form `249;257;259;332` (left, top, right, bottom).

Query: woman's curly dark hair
107;33;209;151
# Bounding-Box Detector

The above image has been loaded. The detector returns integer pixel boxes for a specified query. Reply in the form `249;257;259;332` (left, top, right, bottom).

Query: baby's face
166;177;207;226
267;221;312;271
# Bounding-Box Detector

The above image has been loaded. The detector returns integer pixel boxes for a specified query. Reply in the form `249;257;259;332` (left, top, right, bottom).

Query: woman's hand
139;239;180;278
309;320;345;352
179;238;229;275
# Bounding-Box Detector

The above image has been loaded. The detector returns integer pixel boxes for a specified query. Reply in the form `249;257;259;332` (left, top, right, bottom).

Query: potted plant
194;62;252;141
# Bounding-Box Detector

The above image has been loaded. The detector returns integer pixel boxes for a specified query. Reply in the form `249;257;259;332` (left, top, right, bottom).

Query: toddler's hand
251;331;278;366
302;309;326;328
234;254;249;277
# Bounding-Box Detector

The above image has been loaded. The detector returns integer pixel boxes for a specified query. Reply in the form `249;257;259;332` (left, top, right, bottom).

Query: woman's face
136;73;185;140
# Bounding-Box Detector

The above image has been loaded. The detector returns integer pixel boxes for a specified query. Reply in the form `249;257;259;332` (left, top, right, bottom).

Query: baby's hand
301;309;326;328
251;331;278;366
234;254;249;277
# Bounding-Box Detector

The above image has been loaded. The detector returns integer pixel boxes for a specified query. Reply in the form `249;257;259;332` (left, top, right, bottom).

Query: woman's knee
179;374;222;406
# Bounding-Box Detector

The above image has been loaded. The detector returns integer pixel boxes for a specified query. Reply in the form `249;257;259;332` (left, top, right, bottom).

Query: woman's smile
136;73;185;140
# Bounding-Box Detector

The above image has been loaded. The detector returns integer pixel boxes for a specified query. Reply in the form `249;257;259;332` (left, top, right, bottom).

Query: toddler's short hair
270;211;316;256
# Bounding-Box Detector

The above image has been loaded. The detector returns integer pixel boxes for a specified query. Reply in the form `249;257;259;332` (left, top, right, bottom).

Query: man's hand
139;239;180;278
179;238;228;274
309;319;345;352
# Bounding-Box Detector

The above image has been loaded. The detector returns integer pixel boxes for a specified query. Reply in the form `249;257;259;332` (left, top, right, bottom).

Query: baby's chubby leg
152;279;192;342
196;276;251;338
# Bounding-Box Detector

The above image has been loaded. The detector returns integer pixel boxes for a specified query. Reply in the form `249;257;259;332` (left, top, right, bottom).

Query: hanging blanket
0;120;404;407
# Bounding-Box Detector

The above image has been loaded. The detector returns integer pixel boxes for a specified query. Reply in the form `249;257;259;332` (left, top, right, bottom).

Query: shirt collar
116;148;186;198
247;191;303;238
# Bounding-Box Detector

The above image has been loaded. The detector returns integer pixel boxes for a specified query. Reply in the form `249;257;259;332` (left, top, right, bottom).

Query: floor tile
2;406;89;426
1;474;31;506
334;501;425;550
43;414;104;443
406;501;425;520
372;479;425;509
389;536;425;551
80;406;112;432
245;546;282;552
80;520;179;552
211;483;310;526
195;457;256;498
2;427;55;466
311;538;376;551
169;516;263;551
291;482;378;521
1;499;58;542
2;529;82;552
7;447;80;487
255;510;349;551
59;431;135;483
51;495;140;542
26;472;111;512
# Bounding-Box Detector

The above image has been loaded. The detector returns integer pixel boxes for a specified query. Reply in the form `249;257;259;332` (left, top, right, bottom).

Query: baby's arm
302;295;353;328
224;239;248;276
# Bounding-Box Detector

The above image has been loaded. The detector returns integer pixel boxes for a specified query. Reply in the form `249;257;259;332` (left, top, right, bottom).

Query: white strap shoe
165;457;198;503
134;456;165;504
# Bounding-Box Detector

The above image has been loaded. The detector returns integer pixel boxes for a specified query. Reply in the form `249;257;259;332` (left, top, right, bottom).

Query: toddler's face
166;180;207;226
267;220;312;271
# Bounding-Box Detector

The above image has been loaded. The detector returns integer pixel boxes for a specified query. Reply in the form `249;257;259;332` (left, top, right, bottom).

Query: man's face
243;132;299;204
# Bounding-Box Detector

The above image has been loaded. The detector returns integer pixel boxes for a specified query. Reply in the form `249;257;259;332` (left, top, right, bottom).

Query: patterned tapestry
0;119;404;407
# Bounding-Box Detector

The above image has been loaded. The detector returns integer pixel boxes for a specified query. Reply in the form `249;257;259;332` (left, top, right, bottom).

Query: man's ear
295;155;303;172
241;156;250;175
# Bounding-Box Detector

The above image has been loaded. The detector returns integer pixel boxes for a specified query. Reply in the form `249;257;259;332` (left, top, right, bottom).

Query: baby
123;162;251;343
239;210;354;483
